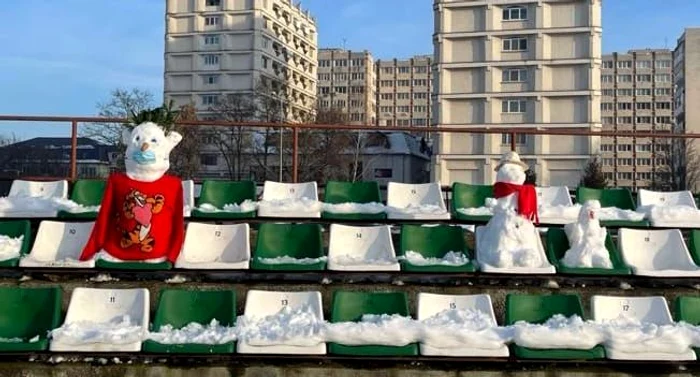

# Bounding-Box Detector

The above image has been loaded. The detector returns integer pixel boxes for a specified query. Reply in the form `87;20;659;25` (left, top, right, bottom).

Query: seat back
244;290;324;319
0;287;61;339
262;181;318;201
576;187;635;210
592;295;673;325
637;189;697;208
71;180;107;206
618;228;696;271
328;224;395;262
535;186;572;207
0;220;31;256
331;291;410;322
417;293;497;326
9;180;68;199
152;289;236;329
387;182;446;209
255;223;323;259
29;221;93;262
196;180;256;207
180;222;249;264
324;181;381;204
505;294;585;325
450;183;493;211
182;180;195;209
675;296;700;325
399;224;467;259
65;288;149;325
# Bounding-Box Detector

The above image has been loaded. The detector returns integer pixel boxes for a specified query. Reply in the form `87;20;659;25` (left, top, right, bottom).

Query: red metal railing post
292;126;299;183
70;120;78;181
510;131;516;151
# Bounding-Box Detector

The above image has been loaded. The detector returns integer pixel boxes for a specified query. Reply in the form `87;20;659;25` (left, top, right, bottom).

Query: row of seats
5;220;700;276
4;286;699;360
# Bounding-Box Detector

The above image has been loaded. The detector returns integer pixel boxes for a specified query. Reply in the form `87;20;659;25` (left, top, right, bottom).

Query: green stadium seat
328;291;418;356
399;224;475;273
674;296;700;358
0;220;31;267
192;180;257;219
451;183;493;222
143;289;236;354
0;287;61;351
251;223;325;271
322;180;385;220
576;187;649;227
505;294;605;360
545;228;630;275
58;180;106;219
686;230;700;266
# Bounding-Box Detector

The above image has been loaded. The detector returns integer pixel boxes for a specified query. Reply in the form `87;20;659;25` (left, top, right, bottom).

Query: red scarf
493;182;539;224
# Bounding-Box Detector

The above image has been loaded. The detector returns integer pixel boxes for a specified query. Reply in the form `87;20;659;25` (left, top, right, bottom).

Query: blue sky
0;0;698;139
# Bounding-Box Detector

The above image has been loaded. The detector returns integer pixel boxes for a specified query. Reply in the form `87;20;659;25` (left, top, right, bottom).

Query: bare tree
659;138;700;191
208;93;256;179
83;88;155;146
169;103;202;179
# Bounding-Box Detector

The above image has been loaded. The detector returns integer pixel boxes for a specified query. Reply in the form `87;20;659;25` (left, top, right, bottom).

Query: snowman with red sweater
79;119;184;264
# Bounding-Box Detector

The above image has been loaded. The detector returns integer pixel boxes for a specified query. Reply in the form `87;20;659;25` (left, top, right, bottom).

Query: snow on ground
638;204;700;226
512;315;605;350
197;200;257;213
147;319;236;345
325;314;422;346
95;251;166;264
403;251;469;267
237;305;325;347
421;309;511;349
50;315;144;346
0;234;23;261
322;202;385;214
256;256;327;265
478;208;545;268
387;204;448;216
257;198;323;214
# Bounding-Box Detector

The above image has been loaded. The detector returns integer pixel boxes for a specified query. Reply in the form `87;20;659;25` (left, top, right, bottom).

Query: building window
398;67;410;74
617;144;632;152
398;80;410;86
397;106;410;113
350;86;364;94
334;86;347;94
502;6;527;21
380;93;393;100
351;73;365;80
414;106;427;112
503;68;528;82
202;95;218;106
351;58;364;67
380;80;393;87
334;59;348;67
382;67;394;74
411;118;427;126
380;106;393;113
636;60;652;69
204;34;220;45
397;93;410;99
203;54;219;65
637;158;652;166
602;117;614;124
318;73;330;81
502;99;526;113
618;158;633;166
603;61;613;69
635;102;651;110
334;73;347;81
601;75;614;83
502;37;528;51
656;116;672;124
318;60;330;67
262;37;270;48
617;61;632;69
201;154;218;166
501;133;527;145
413;93;427;99
374;169;393;178
413;79;428;86
655;88;672;96
602;158;614;166
206;0;221;6
204;75;218;85
601;144;613;152
656;60;672;68
602;89;614;96
636;88;652;96
617;89;633;96
319;86;330;95
617;117;633;124
636;74;652;82
205;16;219;26
604;172;614;180
656;102;671;110
262;56;269;68
655;74;671;82
414;66;427;74
601;103;613;111
617;75;632;83
636;144;652;152
618;102;632;110
636;116;651;124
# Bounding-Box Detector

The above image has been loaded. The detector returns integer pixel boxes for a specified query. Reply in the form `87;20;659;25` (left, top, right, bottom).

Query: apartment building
317;49;377;125
164;0;318;122
376;55;433;127
674;28;700;191
432;0;602;186
600;50;674;190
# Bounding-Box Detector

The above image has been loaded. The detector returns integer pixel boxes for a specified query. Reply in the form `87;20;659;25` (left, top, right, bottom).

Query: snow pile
540;204;647;223
600;316;696;354
53;198;100;214
237;305;325;346
50;315;144;346
147;319;236;345
421;309;511;349
0;234;23;261
322;202;385;214
561;201;613;269
20;256;83;267
257;198;322;215
0;196;99;216
95;251;167;264
0;335;39;343
638;204;700;226
403;251;470;267
477;207;545;268
197;200;257;213
597;207;646;221
256;256;327;265
513;315;605;350
387;204;448;216
538;205;580;223
325;314;421;346
329;254;399;267
457;206;494;217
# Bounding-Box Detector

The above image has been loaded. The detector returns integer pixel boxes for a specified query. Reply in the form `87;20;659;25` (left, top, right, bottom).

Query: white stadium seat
257;181;321;218
475;226;556;274
182;180;195;217
327;224;399;271
237;290;326;355
536;186;573;207
637;189;696;208
20;221;95;268
618;228;700;277
417;293;509;357
8;179;68;200
591;295;696;361
175;222;250;269
386;182;450;220
637;189;700;228
50;288;149;352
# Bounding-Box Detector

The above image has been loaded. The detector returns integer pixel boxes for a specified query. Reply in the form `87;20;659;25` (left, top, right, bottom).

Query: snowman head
122;122;182;182
495;151;528;185
578;200;602;224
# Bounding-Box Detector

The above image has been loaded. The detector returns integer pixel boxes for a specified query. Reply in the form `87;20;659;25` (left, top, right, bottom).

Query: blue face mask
132;150;157;165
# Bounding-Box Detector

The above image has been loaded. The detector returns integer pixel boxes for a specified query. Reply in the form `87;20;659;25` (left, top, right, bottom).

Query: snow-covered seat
19;221;95;268
237;290;326;354
475;226;556;274
417;293;509;357
386;182;450;220
591;295;696;361
257;181;321;218
618;228;700;277
536;186;578;225
9;180;68;200
0;180;69;218
175;222;250;269
50;288;149;352
327;224;399;271
637;189;700;228
638;189;696;208
182;180;195;217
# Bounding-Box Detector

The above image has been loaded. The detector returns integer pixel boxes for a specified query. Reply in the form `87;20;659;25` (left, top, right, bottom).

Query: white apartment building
164;0;318;121
432;0;602;186
376;55;433;127
316;49;377;125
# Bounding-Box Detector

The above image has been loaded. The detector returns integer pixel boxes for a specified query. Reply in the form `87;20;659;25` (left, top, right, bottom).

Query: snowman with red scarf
477;151;544;269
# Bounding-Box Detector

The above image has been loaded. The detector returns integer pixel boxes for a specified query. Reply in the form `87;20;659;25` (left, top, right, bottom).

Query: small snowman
562;200;613;269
